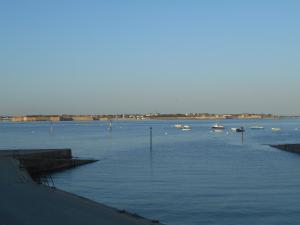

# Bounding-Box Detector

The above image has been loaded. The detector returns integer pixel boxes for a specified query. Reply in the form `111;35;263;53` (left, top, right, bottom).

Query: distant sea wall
11;116;60;122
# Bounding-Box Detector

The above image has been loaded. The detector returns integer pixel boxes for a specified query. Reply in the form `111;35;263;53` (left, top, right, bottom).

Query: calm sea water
1;119;300;225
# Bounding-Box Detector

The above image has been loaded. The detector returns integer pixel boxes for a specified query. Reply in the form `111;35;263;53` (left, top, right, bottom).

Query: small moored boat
231;127;245;132
271;128;281;132
212;123;224;130
181;128;191;131
236;127;245;132
250;125;264;130
174;124;184;129
181;125;191;131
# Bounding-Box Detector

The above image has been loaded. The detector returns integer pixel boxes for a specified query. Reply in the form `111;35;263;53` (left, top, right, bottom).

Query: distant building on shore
11;115;60;122
0;113;281;122
71;115;94;121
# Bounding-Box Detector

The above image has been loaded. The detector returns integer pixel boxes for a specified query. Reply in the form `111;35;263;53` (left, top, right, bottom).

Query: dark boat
236;127;245;133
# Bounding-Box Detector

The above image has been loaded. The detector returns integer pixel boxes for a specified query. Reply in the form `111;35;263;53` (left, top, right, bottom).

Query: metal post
241;127;244;144
150;127;152;151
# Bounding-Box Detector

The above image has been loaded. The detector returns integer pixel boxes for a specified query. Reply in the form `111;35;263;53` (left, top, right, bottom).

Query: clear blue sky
1;0;299;115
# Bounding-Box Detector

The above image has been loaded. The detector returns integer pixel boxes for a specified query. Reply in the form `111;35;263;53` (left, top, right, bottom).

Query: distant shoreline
0;113;299;122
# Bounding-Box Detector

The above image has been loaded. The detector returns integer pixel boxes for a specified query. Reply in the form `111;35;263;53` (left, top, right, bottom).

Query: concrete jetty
270;144;300;154
0;149;165;225
0;148;97;181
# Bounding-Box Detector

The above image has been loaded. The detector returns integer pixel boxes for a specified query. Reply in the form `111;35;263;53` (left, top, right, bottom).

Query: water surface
1;119;300;225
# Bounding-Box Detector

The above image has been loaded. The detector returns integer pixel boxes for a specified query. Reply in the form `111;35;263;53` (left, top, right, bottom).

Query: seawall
270;144;300;154
0;148;97;180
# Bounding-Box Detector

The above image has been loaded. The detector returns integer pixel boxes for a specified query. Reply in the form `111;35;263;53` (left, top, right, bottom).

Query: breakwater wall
0;148;97;180
270;144;300;154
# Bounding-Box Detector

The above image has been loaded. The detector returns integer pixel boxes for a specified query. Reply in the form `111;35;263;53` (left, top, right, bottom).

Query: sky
0;0;299;115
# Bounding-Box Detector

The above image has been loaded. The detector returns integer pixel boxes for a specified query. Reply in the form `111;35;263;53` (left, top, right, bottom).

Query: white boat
211;123;224;130
213;129;223;133
175;124;191;130
250;125;264;130
271;128;281;132
174;124;184;129
181;128;191;131
231;128;238;132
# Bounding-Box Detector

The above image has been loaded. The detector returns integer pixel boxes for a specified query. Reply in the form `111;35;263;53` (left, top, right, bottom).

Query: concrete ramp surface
0;150;164;225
